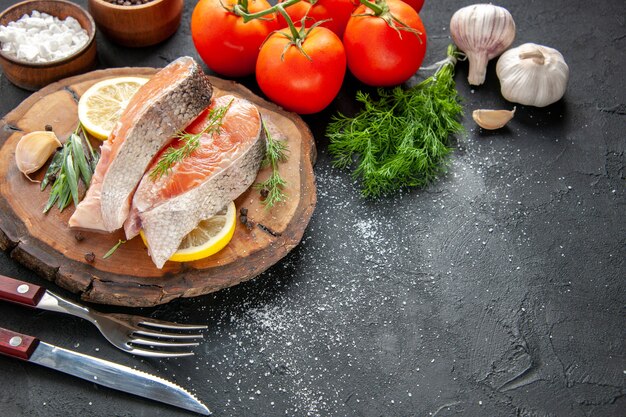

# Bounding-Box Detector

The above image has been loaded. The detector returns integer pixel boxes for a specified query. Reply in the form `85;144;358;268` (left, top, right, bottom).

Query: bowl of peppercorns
88;0;183;47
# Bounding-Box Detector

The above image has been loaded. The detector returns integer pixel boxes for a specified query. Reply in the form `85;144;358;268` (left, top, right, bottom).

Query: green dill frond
327;45;465;198
149;99;233;181
255;121;289;209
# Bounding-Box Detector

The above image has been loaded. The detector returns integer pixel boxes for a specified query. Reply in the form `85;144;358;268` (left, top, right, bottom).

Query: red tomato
191;0;278;77
256;26;346;114
277;0;310;26
402;0;424;13
343;0;427;86
277;0;358;38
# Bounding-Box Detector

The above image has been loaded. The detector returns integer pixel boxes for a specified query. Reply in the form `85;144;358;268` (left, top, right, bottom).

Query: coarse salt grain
0;11;89;63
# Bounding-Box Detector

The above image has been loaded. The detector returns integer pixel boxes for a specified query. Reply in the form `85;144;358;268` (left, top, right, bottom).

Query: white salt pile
0;11;90;63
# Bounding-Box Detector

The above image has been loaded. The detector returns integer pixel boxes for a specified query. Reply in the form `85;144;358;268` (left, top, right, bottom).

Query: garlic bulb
15;131;61;180
473;107;516;130
496;43;569;107
450;4;516;86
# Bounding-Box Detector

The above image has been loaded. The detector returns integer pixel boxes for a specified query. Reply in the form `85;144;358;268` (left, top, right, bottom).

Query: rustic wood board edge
0;67;317;307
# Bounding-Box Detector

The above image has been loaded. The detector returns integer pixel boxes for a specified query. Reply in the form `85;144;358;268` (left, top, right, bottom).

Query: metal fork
0;274;207;358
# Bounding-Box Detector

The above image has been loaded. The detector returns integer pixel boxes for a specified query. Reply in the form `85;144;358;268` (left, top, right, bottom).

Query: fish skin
101;58;213;231
69;56;213;232
136;97;266;268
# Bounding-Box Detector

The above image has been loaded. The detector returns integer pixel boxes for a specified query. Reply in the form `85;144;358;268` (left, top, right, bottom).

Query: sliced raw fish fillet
125;95;265;268
69;56;213;231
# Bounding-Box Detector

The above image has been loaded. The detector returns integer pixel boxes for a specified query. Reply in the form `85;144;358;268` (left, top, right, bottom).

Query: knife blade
0;326;210;415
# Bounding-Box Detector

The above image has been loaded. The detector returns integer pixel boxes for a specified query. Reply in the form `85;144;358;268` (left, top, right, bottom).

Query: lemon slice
78;76;149;140
140;201;237;263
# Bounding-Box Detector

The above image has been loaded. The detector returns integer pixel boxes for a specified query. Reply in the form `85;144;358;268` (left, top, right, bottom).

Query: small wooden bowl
0;0;97;91
88;0;183;47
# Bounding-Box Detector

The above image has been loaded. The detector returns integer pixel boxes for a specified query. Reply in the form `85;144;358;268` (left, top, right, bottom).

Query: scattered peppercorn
260;188;269;199
84;252;95;263
44;124;53;131
237;207;254;229
74;232;84;242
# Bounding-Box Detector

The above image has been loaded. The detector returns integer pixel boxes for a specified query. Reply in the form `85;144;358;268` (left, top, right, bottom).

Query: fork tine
130;337;200;348
126;346;195;358
134;329;204;340
138;320;208;330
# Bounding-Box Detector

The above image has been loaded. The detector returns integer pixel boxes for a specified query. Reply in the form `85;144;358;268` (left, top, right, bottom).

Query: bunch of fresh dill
326;44;465;198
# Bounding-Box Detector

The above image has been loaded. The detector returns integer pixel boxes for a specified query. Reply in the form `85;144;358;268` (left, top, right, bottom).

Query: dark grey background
1;0;624;416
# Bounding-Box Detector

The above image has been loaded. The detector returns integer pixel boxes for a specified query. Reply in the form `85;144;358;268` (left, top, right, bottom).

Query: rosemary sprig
42;124;99;213
149;100;233;181
327;44;465;198
254;121;288;209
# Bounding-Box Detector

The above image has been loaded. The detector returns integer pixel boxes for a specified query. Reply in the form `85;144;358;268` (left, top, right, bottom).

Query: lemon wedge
78;77;149;140
140;201;237;263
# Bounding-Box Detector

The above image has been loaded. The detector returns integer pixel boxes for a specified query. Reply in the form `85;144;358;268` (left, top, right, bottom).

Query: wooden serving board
0;68;317;307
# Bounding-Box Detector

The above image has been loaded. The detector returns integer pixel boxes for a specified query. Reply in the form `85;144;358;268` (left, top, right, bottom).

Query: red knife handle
0;327;39;360
0;274;45;306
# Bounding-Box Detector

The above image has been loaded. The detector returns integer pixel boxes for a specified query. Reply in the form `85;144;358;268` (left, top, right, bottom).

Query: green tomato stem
359;0;386;15
275;4;300;40
237;0;302;23
357;0;422;39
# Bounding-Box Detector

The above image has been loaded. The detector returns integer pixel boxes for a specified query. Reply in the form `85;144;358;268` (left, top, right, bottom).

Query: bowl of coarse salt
88;0;183;47
0;0;96;91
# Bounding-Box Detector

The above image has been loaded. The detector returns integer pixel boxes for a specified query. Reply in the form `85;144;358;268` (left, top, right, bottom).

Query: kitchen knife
0;326;210;415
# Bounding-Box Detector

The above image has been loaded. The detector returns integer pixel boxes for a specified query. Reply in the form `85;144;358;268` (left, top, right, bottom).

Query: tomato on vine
277;0;359;38
191;0;278;77
276;0;309;28
343;0;427;87
256;20;346;114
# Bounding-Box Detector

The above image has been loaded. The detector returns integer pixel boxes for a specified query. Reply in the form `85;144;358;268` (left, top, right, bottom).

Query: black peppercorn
106;0;156;5
84;252;96;263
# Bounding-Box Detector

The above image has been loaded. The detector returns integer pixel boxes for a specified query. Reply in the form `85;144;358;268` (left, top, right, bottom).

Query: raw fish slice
69;56;213;231
125;95;265;268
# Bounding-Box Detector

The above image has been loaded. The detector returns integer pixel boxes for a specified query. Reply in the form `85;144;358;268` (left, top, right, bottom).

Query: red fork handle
0;327;39;360
0;274;45;307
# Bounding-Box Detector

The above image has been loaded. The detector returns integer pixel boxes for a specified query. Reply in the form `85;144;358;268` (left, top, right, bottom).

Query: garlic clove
15;131;62;180
450;4;516;86
472;107;516;130
496;43;569;107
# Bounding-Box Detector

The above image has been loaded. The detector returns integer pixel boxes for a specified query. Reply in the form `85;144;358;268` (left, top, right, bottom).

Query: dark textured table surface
1;0;624;416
